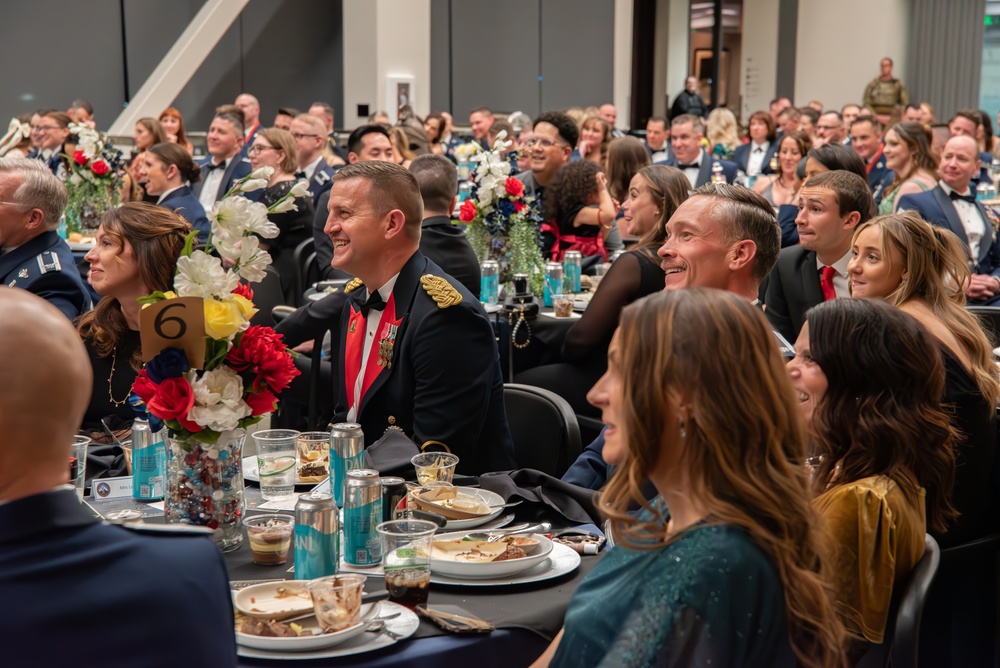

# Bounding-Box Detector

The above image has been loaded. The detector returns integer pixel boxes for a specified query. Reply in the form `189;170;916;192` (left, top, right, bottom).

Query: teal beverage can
294;492;339;579
343;469;383;566
131;418;164;500
329;422;365;508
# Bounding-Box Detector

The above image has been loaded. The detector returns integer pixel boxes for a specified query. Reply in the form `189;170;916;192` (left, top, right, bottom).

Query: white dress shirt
940;181;987;261
746;142;769;177
678;152;703;188
816;250;852;299
649;143;670;164
347;273;400;422
198;157;232;211
303;155;325;180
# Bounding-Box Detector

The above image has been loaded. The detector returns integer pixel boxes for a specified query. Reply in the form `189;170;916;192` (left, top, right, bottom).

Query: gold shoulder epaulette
420;274;462;308
344;277;364;294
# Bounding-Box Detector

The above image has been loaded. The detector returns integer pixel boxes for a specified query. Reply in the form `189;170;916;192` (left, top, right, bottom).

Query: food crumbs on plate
250;597;256;603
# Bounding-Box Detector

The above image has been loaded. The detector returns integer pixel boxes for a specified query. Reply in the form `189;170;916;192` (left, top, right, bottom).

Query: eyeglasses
525;137;563;149
291;133;320;141
0;200;25;207
248;145;278;155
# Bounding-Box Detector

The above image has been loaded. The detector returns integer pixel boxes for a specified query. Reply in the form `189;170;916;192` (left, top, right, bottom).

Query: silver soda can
294;492;339;579
329;423;365;508
343;469;383;566
480;260;500;305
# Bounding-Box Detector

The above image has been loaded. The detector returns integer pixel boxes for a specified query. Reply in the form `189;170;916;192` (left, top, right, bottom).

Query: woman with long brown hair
848;212;999;546
577;115;611;168
533;289;846;668
878;121;938;214
788;298;957;659
78;202;190;433
604;136;650;207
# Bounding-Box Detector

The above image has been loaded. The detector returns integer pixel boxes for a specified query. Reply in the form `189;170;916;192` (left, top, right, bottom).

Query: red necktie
820;266;837;301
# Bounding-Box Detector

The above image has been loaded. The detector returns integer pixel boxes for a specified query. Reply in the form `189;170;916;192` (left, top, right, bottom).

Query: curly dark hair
533;111;579;148
544;161;601;223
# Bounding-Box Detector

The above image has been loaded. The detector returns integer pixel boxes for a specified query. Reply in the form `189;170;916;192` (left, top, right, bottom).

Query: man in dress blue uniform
898;136;1000;305
562;184;789;489
291;113;336;208
850;115;893;206
0;158;90;319
0;288;236;667
660;114;738;187
326;161;514;475
193;108;252;212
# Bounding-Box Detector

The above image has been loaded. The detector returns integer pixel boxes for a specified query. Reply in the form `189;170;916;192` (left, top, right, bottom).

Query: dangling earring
678;419;687;439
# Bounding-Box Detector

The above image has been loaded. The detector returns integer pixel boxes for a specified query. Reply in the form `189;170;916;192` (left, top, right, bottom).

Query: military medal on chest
377;324;398;368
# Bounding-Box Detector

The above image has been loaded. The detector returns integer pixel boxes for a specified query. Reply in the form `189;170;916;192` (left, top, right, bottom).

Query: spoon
366;620;403;640
465;522;551;543
487;500;522;509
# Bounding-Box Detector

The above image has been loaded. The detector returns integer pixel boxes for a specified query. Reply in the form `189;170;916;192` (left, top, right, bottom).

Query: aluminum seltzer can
563;251;582;293
543;262;563;307
480;260;500;305
329;422;365;508
343;469;383;566
294;492;339;579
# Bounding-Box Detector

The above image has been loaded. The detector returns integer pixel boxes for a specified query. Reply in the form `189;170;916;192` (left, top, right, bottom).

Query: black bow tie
949;190;976;204
677;163;699;170
294;170;307;180
354;289;385;317
753;147;764;153
205;161;226;172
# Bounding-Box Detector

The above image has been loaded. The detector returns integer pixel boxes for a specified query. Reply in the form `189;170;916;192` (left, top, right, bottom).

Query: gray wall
432;0;615;119
0;0;344;133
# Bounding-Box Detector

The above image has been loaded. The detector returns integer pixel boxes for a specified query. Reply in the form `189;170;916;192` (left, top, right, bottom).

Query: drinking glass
70;435;90;500
307;574;367;632
296;431;330;475
253;429;299;500
411;452;459;485
377;519;436;609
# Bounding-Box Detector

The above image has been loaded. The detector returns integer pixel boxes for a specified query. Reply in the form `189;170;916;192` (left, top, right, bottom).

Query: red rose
226;325;300;393
514;201;527;213
90;160;110;176
73;150;88;166
131;369;157;405
458;199;477;223
147;376;195;422
245;388;278;416
505;177;524;197
232;282;254;301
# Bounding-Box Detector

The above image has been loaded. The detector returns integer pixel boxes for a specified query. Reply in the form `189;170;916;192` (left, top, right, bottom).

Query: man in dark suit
290;113;335;208
948;110;993;185
296;161;514;474
0;158;91;319
849;115;893;205
660;114;738;187
765;171;874;343
193;108;252;212
644;116;672;163
898;136;1000;304
408;154;481;298
562;183;791;489
0;288;236;667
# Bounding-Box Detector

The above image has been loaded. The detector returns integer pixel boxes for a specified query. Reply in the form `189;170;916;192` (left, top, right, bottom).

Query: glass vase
164;428;246;552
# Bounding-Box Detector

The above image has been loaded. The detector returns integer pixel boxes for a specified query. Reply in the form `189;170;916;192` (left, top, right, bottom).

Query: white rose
68;173;83;186
175;250;240;299
192;367;246;408
189;401;251;432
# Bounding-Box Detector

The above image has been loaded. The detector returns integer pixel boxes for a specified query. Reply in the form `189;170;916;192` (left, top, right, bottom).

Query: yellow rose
203;298;244;339
231;294;259;320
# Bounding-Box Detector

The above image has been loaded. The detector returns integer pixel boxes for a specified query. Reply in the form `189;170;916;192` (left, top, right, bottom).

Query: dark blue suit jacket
733;141;777;176
0;489;237;667
159;185;211;242
307;162;336;209
867;149;894;207
0;230;91;319
239;123;262;158
192;155;252;204
897;186;1000;277
777;204;799;247
659;151;739;187
333;252;515;475
974;151;994;186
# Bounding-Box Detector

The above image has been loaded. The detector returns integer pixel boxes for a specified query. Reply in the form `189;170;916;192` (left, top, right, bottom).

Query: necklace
108;346;129;407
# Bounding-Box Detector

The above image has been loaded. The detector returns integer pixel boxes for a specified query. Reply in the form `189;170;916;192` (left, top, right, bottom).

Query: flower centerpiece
130;167;305;550
64;123;124;234
458;131;545;293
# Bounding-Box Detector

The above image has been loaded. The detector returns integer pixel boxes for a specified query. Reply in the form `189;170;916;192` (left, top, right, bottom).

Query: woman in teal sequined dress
531;289;846;668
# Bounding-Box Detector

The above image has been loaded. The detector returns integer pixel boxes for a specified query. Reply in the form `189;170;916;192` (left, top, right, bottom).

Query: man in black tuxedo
765;170;874;342
948;110;993;184
661;114;738;187
193;108;252;211
408;154;481;298
0;289;236;667
897;136;1000;304
644;116;672;163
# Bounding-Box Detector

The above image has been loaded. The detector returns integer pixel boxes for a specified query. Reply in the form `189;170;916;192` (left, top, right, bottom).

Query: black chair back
248;266;286;327
860;534;941;668
292;238;316;305
967;305;1000;346
503;383;582;477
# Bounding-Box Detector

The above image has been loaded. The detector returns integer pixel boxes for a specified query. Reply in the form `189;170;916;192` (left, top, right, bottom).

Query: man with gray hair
0;158;91;319
661;114;738;187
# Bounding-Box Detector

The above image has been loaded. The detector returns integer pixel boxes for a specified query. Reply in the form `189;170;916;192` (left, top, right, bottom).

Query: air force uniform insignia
18;268;29;279
37;251;61;274
314;171;331;186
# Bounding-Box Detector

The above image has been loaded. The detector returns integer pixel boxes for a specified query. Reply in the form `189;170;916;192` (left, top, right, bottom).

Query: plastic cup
296;431;330;479
411;452;459;485
307;574;367;632
553;296;573;318
119;438;133;477
246;513;295;565
253;429;299;500
377;519;436;609
70;436;90;500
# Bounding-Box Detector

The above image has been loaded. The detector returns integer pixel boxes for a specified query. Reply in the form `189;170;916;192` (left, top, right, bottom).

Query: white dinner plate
429;541;581;587
236;602;379;652
243;456;325;488
413;488;505;530
233;580;313;620
429;532;554;579
236;602;419;660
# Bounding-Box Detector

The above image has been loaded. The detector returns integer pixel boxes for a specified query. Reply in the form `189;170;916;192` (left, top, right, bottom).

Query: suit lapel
800;250;824;304
218;159;239;200
975;201;995;265
932;187;970;249
696;152;712;187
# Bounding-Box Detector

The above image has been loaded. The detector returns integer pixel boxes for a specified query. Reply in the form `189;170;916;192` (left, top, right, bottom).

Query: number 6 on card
139;297;207;368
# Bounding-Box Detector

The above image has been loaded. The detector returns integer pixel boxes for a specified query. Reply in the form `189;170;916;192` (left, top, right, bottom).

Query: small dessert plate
234;581;314;620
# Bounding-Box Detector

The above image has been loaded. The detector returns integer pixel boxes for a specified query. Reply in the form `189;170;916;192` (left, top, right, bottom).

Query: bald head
235;94;260;127
939;135;982;192
0;288;92;501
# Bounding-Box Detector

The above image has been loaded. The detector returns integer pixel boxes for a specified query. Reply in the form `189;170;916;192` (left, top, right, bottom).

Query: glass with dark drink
376;519;437;609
